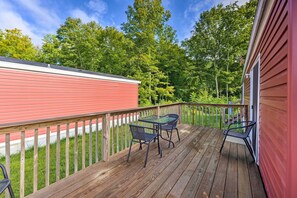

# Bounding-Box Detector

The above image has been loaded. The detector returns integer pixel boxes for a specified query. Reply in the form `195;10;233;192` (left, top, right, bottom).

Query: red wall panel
288;0;297;197
244;0;289;197
0;68;138;124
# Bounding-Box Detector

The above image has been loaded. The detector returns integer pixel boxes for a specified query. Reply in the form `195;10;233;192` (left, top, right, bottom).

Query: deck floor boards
29;124;266;198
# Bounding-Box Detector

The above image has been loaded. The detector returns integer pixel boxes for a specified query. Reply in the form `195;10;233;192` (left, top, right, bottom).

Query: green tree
98;27;134;76
122;0;177;105
0;28;37;60
56;18;102;71
37;34;61;64
183;0;257;99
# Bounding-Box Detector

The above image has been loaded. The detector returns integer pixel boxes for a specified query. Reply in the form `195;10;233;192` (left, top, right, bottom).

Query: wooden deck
29;124;266;198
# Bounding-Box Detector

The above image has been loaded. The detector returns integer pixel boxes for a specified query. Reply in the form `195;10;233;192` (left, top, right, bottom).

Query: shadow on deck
29;124;266;198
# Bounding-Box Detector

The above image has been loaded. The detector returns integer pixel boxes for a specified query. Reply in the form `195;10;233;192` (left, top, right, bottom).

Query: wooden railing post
102;113;110;162
244;105;249;121
5;133;10;198
178;104;182;124
222;108;226;129
192;105;195;125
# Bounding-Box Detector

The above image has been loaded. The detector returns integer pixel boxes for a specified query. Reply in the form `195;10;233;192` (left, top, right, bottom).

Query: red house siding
288;0;297;197
244;0;289;197
0;68;138;124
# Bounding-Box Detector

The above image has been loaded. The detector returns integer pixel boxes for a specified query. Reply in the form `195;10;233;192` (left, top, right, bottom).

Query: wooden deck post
102;113;110;162
244;105;249;121
178;104;182;124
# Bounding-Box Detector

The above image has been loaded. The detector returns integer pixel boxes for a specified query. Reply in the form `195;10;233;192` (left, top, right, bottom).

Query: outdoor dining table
138;115;176;155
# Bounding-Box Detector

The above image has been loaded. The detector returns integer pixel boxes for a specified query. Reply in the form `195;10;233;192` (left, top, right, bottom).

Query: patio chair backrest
242;121;256;137
129;124;147;140
165;114;179;127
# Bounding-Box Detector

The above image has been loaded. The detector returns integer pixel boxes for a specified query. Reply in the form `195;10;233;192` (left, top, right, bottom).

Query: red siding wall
245;1;289;197
288;0;297;197
0;68;138;124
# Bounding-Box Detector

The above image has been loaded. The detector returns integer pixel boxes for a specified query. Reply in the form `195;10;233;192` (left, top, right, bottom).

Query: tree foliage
183;0;257;100
122;0;178;105
0;29;37;60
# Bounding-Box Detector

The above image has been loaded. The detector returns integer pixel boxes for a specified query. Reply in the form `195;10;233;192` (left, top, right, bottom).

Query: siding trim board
0;59;140;84
242;0;275;79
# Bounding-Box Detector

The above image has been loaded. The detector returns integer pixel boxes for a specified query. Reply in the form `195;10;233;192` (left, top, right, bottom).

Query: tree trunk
215;74;219;98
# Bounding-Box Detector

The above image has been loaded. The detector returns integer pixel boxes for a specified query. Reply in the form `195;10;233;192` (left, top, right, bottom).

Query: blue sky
0;0;249;46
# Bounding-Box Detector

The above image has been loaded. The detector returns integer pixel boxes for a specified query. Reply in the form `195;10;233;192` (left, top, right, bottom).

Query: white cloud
0;0;44;46
70;9;98;23
87;0;108;16
12;0;61;30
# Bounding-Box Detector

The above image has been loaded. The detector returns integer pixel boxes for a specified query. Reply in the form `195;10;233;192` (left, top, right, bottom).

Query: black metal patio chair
220;121;256;162
0;163;14;198
160;114;180;148
127;124;162;167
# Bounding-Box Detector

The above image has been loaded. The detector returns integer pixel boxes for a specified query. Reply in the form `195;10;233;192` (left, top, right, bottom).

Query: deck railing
0;102;247;197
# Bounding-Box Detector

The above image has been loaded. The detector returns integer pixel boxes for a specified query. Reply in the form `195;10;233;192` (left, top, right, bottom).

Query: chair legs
127;140;133;162
139;140;142;150
7;182;14;198
244;138;255;162
168;130;173;148
176;128;180;142
166;128;180;148
127;139;162;168
220;133;228;153
220;136;255;163
0;164;15;198
144;142;151;167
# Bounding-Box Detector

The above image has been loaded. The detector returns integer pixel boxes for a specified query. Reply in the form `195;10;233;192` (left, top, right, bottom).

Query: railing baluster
198;106;201;126
89;119;93;165
227;107;230;125
223;107;226;129
212;107;214;128
208;107;211;127
102;113;110;161
125;113;128;148
74;122;78;172
116;114;119;153
178;104;182;124
216;107;218;128
96;118;99;162
46;127;50;186
232;107;235;123
192;105;195;125
20;131;25;198
127;113;130;144
196;106;198;126
202;106;204;127
112;115;115;155
56;125;60;181
5;133;10;197
82;121;86;169
66;123;70;177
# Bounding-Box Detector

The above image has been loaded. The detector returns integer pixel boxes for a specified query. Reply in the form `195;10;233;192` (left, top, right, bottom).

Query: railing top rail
0;103;182;134
0;102;247;134
186;102;247;108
